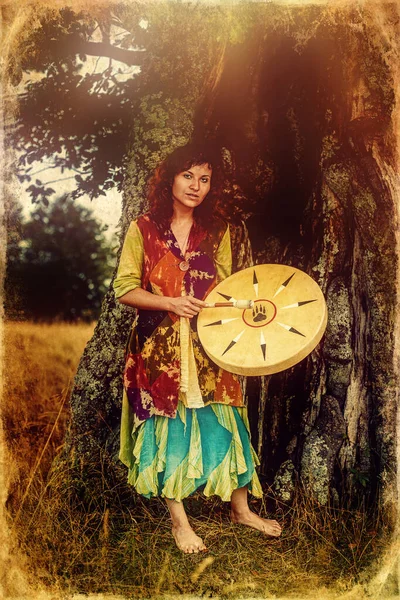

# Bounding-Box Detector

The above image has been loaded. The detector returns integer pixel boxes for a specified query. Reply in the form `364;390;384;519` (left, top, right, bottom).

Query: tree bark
66;3;400;530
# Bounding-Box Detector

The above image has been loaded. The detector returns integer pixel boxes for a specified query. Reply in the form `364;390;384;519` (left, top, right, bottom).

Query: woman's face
171;163;212;213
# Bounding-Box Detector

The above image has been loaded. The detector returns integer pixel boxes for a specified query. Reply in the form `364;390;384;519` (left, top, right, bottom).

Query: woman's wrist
165;297;178;313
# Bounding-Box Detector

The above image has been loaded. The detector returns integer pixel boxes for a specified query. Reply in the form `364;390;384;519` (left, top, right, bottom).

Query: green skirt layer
119;398;263;502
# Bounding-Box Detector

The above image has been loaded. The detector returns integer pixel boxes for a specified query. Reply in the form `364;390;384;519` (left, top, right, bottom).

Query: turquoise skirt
119;398;263;502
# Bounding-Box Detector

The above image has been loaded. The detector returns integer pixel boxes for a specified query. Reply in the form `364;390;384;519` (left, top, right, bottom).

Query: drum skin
197;264;328;376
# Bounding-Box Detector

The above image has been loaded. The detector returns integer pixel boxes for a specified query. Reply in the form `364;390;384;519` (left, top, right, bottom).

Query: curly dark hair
147;142;225;229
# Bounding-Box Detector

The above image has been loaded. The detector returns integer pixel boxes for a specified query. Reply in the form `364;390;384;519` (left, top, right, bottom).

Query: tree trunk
67;2;400;527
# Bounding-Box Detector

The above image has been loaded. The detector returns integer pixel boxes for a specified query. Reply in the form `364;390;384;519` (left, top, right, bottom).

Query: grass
2;321;391;599
3;321;95;479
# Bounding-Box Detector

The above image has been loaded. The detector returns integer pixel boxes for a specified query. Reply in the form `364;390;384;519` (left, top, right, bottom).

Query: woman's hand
169;296;206;318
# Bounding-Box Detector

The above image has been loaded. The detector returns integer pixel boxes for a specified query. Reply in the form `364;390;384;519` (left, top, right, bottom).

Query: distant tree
5;196;114;321
4;197;26;320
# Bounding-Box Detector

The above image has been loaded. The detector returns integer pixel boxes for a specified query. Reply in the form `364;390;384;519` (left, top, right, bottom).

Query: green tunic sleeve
214;224;232;283
113;221;144;299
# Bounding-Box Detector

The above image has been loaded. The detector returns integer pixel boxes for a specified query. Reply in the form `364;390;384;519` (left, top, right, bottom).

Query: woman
113;142;282;553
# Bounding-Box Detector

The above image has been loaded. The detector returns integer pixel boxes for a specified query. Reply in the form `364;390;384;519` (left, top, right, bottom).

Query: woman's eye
183;173;192;179
201;178;209;183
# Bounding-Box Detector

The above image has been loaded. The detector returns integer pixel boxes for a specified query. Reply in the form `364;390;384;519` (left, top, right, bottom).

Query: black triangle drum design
197;264;328;376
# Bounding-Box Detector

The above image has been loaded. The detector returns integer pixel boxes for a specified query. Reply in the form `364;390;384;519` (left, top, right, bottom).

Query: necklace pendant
179;260;190;272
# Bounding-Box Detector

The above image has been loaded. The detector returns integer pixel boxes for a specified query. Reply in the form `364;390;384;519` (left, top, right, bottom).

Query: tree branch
41;175;77;185
48;38;145;66
29;164;59;177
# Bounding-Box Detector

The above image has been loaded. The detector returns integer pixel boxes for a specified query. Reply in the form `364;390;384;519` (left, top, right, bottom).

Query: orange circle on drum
242;299;277;328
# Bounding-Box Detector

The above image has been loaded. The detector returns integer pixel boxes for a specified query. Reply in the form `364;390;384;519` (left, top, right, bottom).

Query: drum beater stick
204;300;254;309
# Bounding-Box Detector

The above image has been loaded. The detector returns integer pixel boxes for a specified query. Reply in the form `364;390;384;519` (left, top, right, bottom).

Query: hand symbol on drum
253;304;267;323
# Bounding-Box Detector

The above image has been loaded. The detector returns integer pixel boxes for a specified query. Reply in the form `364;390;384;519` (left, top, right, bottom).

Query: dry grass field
2;321;389;599
3;321;95;479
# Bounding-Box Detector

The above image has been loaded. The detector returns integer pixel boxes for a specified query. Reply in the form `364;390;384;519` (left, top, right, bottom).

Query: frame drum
197;264;327;376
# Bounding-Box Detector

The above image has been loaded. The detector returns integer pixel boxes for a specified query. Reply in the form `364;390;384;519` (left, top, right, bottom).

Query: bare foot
172;525;207;554
230;509;282;537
